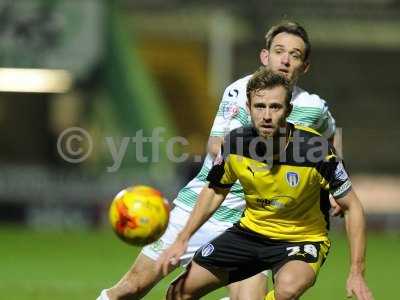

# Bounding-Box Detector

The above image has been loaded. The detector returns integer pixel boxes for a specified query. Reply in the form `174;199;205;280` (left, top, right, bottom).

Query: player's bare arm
157;185;229;275
207;136;224;159
335;189;374;300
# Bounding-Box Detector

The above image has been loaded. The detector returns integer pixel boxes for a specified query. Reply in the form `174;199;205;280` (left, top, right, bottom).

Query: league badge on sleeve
222;101;239;120
334;161;349;182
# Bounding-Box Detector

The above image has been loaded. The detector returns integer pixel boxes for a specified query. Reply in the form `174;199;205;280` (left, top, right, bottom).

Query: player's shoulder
294;124;322;138
292;86;328;109
222;74;252;99
290;125;336;163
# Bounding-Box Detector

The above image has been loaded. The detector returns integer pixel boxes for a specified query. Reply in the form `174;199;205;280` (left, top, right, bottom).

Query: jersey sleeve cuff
208;182;234;189
332;180;352;199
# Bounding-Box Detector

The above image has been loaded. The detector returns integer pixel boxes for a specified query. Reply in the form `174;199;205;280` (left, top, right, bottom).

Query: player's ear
302;61;310;74
260;49;269;66
246;99;251;113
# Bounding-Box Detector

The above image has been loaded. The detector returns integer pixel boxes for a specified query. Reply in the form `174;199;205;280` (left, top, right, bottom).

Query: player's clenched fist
157;239;188;276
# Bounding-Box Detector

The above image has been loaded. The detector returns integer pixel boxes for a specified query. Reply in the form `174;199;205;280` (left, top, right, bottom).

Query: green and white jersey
173;74;336;226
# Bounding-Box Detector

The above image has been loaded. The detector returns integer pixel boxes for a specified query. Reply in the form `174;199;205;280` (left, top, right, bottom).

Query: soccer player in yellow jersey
158;68;373;300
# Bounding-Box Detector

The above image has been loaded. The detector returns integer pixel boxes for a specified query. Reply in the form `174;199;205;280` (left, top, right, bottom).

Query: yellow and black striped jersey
207;124;352;242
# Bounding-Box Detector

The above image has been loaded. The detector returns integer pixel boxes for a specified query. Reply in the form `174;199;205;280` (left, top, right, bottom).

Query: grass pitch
1;226;397;299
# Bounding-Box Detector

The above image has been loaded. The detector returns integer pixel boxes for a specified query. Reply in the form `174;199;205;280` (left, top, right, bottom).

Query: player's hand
156;239;188;276
346;272;374;300
330;197;344;217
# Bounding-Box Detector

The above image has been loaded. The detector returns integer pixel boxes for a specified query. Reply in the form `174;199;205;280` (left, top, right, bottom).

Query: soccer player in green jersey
98;21;342;300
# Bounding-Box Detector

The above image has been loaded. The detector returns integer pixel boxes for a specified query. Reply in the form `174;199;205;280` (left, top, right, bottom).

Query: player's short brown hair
246;67;292;108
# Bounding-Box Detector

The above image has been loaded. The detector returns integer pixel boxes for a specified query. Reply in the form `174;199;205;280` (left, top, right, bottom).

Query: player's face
247;86;289;138
260;32;309;83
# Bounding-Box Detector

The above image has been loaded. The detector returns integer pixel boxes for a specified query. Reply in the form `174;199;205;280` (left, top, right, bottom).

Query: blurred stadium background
0;0;399;299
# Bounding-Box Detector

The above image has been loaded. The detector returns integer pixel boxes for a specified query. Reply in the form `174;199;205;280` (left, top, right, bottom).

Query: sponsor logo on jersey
228;88;239;98
222;101;239;120
286;171;300;187
201;243;215;257
256;195;294;209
